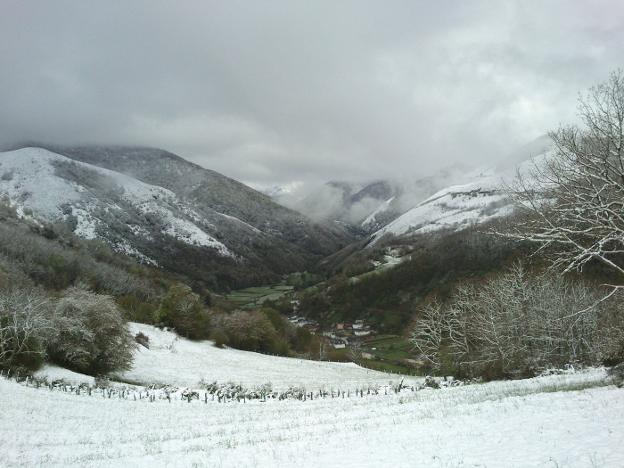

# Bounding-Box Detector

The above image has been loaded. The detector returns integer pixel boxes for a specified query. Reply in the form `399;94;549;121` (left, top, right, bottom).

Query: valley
3;4;624;467
0;126;622;468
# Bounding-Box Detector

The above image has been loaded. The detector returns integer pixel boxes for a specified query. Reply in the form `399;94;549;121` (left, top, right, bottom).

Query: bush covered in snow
0;284;138;375
47;287;135;374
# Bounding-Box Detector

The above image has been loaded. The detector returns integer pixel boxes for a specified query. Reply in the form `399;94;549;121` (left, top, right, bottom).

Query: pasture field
226;284;294;309
1;368;621;467
7;323;622;467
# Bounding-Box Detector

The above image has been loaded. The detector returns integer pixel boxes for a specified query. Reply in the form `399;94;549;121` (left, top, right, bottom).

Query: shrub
155;283;210;339
213;310;283;354
293;326;314;353
117;294;157;323
210;328;229;348
48;287;135;375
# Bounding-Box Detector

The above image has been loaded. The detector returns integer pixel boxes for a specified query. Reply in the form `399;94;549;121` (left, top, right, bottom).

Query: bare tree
508;70;624;299
449;263;532;376
410;299;446;370
0;289;53;370
410;263;617;378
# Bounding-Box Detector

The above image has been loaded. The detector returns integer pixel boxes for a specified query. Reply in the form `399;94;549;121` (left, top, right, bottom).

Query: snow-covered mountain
370;136;554;244
277;181;367;225
273;166;476;234
0;146;353;289
358;165;473;233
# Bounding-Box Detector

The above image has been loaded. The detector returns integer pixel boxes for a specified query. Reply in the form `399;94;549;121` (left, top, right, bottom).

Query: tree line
411;70;624;379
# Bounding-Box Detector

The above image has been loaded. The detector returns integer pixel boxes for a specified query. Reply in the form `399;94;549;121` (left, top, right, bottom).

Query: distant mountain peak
369;136;555;244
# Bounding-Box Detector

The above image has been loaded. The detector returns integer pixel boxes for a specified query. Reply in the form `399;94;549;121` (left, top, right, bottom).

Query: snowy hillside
0;146;354;288
116;323;412;390
40;144;353;255
33;323;413;391
371;139;554;243
361;196;396;228
270;137;555;238
370;170;514;242
1;369;621;467
0;147;233;261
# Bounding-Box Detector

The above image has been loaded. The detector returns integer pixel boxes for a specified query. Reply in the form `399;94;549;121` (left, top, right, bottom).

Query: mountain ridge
0;145;354;290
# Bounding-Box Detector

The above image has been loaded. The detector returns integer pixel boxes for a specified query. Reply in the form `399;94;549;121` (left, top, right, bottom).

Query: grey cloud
1;0;623;188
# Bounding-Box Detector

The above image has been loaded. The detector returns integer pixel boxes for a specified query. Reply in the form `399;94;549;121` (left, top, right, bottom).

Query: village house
330;338;348;349
287;315;319;333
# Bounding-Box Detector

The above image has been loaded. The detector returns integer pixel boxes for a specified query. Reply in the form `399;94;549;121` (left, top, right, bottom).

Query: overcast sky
1;1;623;189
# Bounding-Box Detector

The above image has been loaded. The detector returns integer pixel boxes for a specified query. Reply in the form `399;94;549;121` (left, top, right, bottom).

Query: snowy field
101;323;418;391
1;368;622;467
13;324;624;466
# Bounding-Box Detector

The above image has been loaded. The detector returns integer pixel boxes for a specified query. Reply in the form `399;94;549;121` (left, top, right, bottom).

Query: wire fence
0;368;460;405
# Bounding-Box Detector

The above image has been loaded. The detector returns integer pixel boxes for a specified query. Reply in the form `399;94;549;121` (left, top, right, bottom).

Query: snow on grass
0;148;82;219
111;323;414;391
1;369;621;467
112;240;158;266
33;365;98;386
371;248;409;272
216;211;263;234
361;196;395;228
71;206;99;239
160;215;233;257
